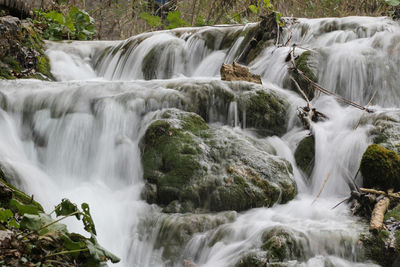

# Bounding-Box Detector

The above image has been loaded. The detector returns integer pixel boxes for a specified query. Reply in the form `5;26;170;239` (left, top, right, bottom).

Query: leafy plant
248;0;283;25
19;198;119;264
385;0;400;6
140;12;163;27
34;6;96;41
166;11;190;29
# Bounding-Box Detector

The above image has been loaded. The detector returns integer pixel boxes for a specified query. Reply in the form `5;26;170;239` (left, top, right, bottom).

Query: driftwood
370;197;390;232
360;188;400;200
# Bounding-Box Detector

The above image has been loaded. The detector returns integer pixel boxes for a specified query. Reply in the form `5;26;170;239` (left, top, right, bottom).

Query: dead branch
370;197;390;232
312;172;332;204
288;46;373;113
360;188;400;200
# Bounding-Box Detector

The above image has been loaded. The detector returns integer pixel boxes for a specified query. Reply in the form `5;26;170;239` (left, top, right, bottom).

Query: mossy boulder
141;109;296;213
237;89;289;137
235;227;309;266
360;144;400;191
0;16;53;80
294;135;315;179
361;230;400;267
166;81;289;137
154;212;236;262
286;51;317;100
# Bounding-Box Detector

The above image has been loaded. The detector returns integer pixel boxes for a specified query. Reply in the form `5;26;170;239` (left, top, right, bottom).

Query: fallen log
370;197;390;232
360;188;400;200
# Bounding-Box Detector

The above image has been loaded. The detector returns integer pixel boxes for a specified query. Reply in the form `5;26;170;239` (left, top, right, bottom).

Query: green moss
289;51;317;100
385;205;400;221
362;230;397;266
360;144;400;191
239;90;288;136
5;56;21;73
261;227;303;262
0;65;14;79
36;56;52;78
294;135;315;179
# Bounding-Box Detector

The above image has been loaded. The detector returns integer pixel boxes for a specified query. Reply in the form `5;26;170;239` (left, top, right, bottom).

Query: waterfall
1;16;399;266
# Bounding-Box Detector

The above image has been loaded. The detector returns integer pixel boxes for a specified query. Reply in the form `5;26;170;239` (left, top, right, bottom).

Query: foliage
33;6;96;41
385;0;400;6
140;10;190;30
248;0;283;25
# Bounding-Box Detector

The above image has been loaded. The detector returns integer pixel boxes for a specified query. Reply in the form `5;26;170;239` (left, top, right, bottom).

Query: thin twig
290;76;310;108
331;197;350;210
312;172;332;204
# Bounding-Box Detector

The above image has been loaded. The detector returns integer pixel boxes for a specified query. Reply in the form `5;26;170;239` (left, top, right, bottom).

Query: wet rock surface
141;109;297;213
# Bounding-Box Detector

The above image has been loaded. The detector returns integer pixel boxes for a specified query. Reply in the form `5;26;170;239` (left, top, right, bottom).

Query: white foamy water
1;16;399;266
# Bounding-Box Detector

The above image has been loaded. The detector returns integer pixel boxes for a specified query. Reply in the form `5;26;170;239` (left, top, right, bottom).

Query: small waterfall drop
1;16;400;267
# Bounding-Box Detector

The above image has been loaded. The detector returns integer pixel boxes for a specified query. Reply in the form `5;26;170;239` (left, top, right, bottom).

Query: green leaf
55;198;80;219
385;0;400;6
9;199;39;215
20;213;43;231
0;209;13;223
86;235;120;263
7;218;19;229
81;203;96;235
166;11;189;29
44;11;65;24
249;5;258;14
140;12;162;27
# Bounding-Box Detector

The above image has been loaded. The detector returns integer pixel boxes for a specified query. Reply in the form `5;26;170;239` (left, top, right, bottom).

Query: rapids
1;16;400;266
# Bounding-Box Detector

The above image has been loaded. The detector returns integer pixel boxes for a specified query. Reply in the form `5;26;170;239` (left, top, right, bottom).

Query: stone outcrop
0;16;53;80
141;109;297;213
220;62;262;84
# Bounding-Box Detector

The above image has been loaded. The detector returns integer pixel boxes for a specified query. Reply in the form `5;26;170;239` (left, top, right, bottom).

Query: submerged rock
360;144;400;191
294;135;315;179
220;62;262;84
141;109;296;213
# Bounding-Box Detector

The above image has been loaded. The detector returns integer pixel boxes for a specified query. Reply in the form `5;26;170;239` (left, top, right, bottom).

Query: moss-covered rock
238;89;289;137
141;109;296;213
360;144;400;191
294;135;315;179
286;51;317;100
361;230;400;267
154;212;236;262
0;16;53;80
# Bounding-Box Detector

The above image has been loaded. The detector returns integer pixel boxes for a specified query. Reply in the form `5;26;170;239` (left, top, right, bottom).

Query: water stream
1;16;399;266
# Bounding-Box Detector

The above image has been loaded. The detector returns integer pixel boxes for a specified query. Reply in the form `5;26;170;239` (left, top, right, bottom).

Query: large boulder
360;144;400;191
220;62;262;84
164;80;289;136
0;16;53;80
141;109;297;213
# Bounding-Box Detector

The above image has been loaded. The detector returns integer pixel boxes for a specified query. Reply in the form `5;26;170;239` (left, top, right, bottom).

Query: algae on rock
141;109;297;213
360;144;400;191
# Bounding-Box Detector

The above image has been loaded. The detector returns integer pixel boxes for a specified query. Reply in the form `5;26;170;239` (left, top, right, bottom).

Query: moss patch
287;51;317;100
360;144;400;191
238;90;289;137
294;135;315;179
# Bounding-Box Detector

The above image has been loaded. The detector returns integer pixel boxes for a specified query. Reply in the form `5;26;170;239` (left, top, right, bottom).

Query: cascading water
1;16;399;266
